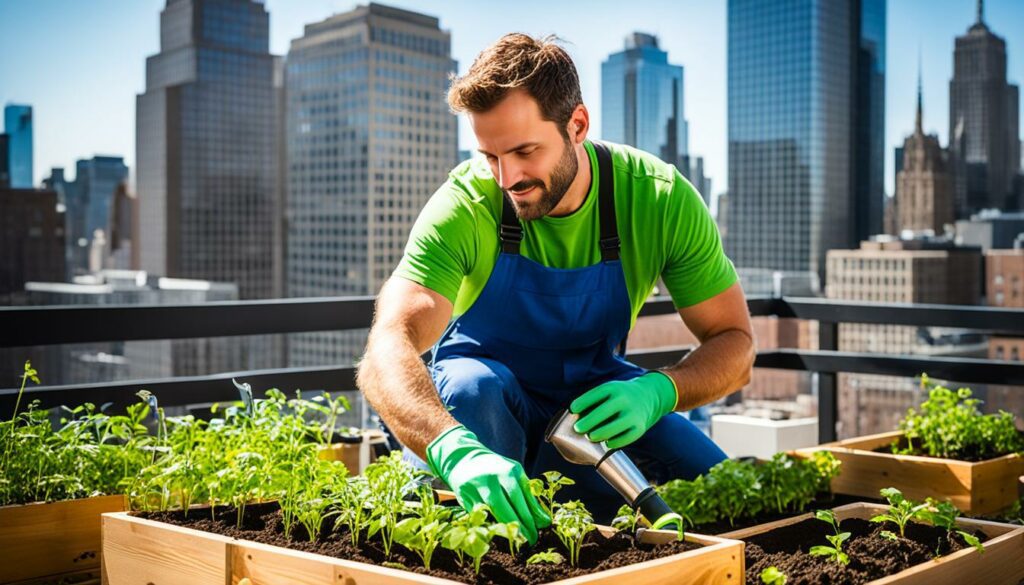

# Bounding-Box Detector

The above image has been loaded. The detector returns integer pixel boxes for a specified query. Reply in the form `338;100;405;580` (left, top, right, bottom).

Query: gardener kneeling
357;33;755;544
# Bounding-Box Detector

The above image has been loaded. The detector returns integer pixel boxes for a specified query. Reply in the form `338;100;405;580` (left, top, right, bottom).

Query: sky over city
1;0;1022;201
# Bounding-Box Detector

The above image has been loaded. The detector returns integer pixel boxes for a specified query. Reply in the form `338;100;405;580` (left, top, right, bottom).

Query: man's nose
497;159;525;191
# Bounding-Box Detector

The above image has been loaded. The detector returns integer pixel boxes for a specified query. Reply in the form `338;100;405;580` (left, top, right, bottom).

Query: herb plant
529;470;575;519
895;375;1024;461
760;566;787;585
552;500;596;567
808;509;850;566
869;487;928;538
526;548;565;565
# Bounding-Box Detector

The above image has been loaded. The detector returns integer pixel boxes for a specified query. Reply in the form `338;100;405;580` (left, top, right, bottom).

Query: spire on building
976;0;984;25
915;52;923;134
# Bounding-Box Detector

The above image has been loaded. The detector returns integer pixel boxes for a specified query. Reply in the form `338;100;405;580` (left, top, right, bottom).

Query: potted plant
798;375;1024;515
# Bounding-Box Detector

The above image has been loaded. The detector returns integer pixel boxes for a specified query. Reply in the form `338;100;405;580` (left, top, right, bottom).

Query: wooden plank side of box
551;528;743;585
799;432;1024;514
0;495;125;584
105;513;743;585
721;502;1024;585
102;512;230;585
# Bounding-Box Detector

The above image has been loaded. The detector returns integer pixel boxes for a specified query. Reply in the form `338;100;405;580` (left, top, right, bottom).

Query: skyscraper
4;104;33;188
285;3;457;366
45;157;130;276
894;81;953;235
0;134;9;188
136;0;280;301
601;33;688;170
948;0;1020;216
725;0;886;278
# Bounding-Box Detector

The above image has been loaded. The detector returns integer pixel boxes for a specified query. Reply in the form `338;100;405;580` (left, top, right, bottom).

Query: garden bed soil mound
692;493;872;535
743;517;985;585
872;433;1024;462
137;503;701;585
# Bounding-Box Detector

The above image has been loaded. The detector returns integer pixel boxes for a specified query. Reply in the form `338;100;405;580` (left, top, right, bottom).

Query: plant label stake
545;409;680;529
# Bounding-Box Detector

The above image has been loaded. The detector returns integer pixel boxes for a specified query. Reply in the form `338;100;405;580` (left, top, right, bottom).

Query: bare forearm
356;330;459;460
658;329;755;411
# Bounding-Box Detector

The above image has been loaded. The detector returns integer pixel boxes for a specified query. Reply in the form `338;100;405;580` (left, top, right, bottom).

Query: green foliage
365;451;418;558
958;530;984;553
528;470;575;519
552;500;596;567
895;375;1024;461
808;509;851;565
442;504;498;575
611;504;641;533
526;548;564;565
869;487;929;538
393;489;452;571
760;566;787;585
657;452;840;529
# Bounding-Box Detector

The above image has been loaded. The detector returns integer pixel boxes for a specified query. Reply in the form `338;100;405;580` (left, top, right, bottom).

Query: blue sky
1;0;1021;200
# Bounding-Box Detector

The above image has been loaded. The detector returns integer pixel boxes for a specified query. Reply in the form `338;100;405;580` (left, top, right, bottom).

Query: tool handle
634;488;679;529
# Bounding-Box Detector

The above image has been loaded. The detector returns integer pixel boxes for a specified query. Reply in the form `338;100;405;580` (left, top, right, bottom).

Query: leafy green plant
393;490;453;571
703;459;762;526
895;375;1024;461
612;504;641;533
870;487;928;538
529;470;575;519
442;504;497;575
760;566;787;585
492;521;527;558
365;452;418;558
920;497;985;554
526;548;564;565
332;475;373;546
808;509;850;565
552;499;596;567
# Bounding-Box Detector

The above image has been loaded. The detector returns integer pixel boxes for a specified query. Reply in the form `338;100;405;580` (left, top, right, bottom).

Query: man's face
469;89;579;221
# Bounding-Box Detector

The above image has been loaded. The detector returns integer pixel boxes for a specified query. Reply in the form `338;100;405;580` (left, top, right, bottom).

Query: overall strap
499;193;524;254
591;141;621;262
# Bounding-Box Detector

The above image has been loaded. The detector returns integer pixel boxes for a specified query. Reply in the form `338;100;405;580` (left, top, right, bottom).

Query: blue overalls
404;142;727;522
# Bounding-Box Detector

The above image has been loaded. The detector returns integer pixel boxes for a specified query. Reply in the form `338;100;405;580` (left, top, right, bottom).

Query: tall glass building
4;104;33;188
136;0;280;301
44;157;129;277
285;3;457;367
601;33;687;169
725;0;886;278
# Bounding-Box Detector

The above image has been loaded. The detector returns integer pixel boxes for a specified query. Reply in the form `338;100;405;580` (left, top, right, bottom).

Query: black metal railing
3;295;1024;443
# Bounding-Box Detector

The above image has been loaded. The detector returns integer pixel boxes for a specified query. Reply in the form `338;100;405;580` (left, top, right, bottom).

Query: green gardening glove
426;425;551;544
569;371;679;450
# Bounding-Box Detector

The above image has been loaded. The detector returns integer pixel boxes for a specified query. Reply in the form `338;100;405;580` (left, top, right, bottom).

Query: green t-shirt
393;140;737;326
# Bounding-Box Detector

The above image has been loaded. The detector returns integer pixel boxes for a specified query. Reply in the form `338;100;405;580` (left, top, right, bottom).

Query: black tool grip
634;487;680;529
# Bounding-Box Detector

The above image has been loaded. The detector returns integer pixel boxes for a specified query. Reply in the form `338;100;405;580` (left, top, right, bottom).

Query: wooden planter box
719;502;1024;585
797;431;1024;515
102;512;744;585
0;494;126;584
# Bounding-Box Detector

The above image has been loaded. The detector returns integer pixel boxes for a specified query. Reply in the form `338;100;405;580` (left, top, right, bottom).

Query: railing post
818;320;839;443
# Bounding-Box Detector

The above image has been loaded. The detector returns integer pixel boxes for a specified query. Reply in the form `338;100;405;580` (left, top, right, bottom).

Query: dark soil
875;434;1024;462
744;516;986;585
136;502;701;584
690;493;875;535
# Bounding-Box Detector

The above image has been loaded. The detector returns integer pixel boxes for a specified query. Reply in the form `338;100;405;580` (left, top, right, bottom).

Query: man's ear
570;104;590;144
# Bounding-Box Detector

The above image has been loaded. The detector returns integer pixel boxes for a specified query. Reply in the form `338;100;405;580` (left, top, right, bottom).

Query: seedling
921;497;985;554
491;521;527;558
612;504;641;533
442;504;497;575
870;487;928;538
529;470;575;518
808;509;850;566
552;499;596;567
760;566;787;585
526;548;564;565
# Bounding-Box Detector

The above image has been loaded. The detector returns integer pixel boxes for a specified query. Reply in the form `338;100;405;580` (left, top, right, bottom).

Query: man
357;33;754;543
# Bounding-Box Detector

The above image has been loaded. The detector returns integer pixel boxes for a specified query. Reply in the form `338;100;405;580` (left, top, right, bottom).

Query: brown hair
447;33;582;139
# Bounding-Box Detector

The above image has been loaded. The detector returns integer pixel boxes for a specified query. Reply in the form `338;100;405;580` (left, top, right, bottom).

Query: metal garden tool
544;409;681;530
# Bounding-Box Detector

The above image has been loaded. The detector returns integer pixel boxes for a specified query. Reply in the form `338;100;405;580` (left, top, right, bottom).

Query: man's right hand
426;425;551;544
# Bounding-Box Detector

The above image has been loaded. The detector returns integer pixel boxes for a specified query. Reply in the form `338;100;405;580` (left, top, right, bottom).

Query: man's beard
503;138;579;221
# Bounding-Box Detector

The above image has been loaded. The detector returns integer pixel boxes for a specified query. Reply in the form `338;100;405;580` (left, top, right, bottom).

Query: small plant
552;499;596;567
760;566;787;585
895;376;1024;461
921;497;985;554
808;509;850;566
529;470;575;519
870;487;928;538
612;504;641;533
703;459;762;526
393;506;451;570
442;504;497;575
365;452;417;558
526;548;565;565
492;521;527;558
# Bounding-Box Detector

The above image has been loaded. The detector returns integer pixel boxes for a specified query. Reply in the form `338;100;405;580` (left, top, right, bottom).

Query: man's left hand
569;371;678;449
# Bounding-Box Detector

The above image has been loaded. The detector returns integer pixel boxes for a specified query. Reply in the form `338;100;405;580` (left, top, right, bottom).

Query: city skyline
2;0;1022;204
